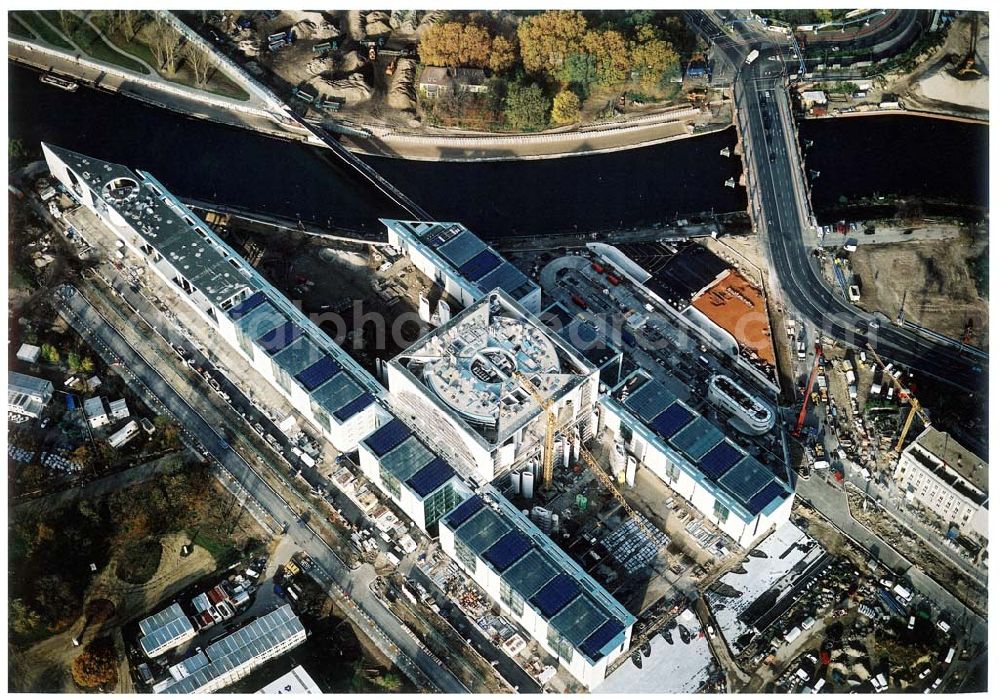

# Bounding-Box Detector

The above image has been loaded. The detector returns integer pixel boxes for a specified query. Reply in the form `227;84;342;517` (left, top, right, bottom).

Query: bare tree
120;10;139;40
184;44;214;87
57;10;74;37
149;17;182;76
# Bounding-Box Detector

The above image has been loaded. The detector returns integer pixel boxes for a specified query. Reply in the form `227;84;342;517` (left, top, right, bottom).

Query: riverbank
802;106;988;126
10;34;735;163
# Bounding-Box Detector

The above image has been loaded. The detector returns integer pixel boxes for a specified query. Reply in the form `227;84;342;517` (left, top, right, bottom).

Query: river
10;63;988;238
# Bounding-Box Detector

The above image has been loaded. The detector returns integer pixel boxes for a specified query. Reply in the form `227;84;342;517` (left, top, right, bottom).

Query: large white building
895;426;988;545
138;603;197;659
8;371;53;419
42;143;384;452
440;490;635;689
706;374;775;436
600;371;793;547
388;290;599;483
154;605;306;693
383;218;542;313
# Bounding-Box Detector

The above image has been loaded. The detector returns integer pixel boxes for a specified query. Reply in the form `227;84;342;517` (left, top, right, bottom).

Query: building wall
439;517;613;689
386;228;478;309
143;627;197;658
895;450;984;536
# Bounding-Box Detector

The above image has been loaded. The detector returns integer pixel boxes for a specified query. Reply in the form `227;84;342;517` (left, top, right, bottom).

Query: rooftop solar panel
649;402;696;440
479;262;532;297
258;321;304;355
458;249;502;282
670;417;724;460
235;302;284;336
437;231;486;266
625;379;678;422
445;495;484;529
580;618;626;661
531;572;580;617
406;457;455;497
333;392;374;421
297;356;342;391
364;419;411;457
719;457;775;504
482;529;532;572
699;440;743;480
227;290;266;320
746;481;787;515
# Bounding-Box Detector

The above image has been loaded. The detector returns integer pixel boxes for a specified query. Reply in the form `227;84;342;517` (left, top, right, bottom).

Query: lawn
38;10;149;74
9;14;36;40
116;539;163;584
15;11;73;50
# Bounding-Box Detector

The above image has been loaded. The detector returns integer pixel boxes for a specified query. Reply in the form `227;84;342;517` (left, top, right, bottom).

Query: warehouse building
8;371;53;419
895;426;988;545
154;605;306;693
388;290;599;483
42;143;384;452
139;603;196;659
383;219;541;313
440;490;635;689
600;371;793;547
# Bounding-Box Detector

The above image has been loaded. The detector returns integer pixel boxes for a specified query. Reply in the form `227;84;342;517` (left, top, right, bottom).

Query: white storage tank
521;471;535;499
625;455;637;487
509;471;521;496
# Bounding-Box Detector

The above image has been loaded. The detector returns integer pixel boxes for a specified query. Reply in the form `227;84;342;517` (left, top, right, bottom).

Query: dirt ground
850;237;988;348
9;532;217;693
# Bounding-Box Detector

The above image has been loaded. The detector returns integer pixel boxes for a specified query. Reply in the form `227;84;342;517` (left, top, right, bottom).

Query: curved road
688;11;986;394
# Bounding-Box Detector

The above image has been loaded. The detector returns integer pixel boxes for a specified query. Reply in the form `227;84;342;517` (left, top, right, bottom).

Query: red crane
792;344;823;437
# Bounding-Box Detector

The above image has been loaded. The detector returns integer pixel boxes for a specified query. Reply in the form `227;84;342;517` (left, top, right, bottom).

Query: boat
810;170;821;180
725;177;736;188
40;73;79;92
720;146;731;157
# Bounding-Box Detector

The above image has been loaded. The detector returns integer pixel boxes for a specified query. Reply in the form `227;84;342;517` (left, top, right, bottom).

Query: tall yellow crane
513;372;556;488
866;344;931;452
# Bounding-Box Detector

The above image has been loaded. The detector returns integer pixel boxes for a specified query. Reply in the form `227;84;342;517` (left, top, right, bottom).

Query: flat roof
383;219;538;303
692;269;775;366
617;241;729;308
256;665;322;694
445;490;634;664
609;372;791;521
392;290;592;449
8;371;53;397
909;426;988;494
542;302;620;369
139;603;194;656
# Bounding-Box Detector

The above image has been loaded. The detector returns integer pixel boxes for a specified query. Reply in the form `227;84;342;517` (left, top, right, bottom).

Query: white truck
745;49;760;64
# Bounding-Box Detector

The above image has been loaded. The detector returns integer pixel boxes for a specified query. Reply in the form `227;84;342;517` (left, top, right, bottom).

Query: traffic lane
60;289;469;693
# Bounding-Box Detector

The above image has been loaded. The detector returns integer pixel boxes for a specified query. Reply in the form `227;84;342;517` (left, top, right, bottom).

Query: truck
745;49;760;65
797;341;807;360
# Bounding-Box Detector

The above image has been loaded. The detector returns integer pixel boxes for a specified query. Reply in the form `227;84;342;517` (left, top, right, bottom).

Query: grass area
15;11;73;50
190;531;242;567
40;10;150;74
9;14;36;39
88;11;250;101
116;539;163;584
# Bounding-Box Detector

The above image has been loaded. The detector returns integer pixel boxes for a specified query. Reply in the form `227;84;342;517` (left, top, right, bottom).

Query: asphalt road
687;11;987;394
54;285;469;693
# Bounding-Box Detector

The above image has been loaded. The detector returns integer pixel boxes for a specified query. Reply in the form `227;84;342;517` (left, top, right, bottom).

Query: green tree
79;355;96;373
582;29;631;86
503;82;551;131
10;598;41;635
71;637;118;689
551;89;581;124
631;25;680;90
488;34;517;73
560;52;598;95
40;343;60;364
67;351;82;373
34;575;80;632
516;10;586;75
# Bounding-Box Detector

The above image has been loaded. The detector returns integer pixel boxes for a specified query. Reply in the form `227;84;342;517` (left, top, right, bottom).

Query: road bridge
689;11;986;394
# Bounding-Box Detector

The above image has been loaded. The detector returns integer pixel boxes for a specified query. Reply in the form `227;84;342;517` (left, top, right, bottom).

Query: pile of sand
338;50;365;73
386;58;417;110
323;73;373;103
365;11;392;38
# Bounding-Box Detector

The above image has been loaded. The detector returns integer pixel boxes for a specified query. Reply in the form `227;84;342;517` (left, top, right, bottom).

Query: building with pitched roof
440;489;635;689
154;605;305;693
42;143;384;451
600;371;793;547
8;371;53;419
139;603;196;658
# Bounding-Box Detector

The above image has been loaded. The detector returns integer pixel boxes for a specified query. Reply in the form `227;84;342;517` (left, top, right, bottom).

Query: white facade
707;374;775;435
895;426;988;543
601;373;793;548
109;397;130;421
84;396;109;428
439;492;633;689
42;143;382;453
8;371;53;418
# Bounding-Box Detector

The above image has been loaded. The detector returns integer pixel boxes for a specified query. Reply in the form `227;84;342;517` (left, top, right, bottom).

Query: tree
517;10;586;75
10;598;41;635
35;575;80;632
560;52;598;95
58;10;74;37
184;44;214;87
458;23;492;68
79;355;95;373
582;29;631;86
40;343;60;364
120;10;140;40
84;599;116;627
148;17;183;76
630;25;680;91
488;34;517;73
71;637;118;689
551;89;581;124
418;21;492;69
503;82;550;131
67;351;82;373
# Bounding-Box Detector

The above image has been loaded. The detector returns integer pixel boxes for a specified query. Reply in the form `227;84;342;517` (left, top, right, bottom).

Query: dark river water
10;63;988;238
